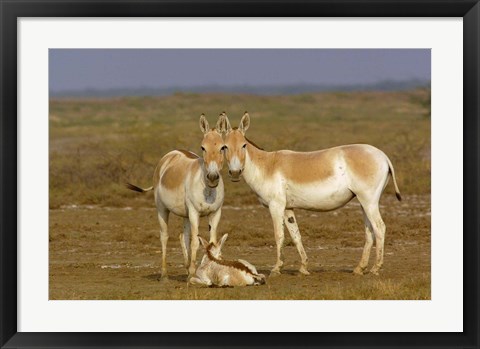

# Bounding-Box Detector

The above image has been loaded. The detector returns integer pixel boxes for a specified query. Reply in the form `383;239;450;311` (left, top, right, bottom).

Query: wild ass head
199;114;227;188
222;112;250;182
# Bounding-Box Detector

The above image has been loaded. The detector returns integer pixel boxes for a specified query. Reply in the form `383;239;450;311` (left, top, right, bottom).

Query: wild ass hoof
353;266;366;275
369;267;381;276
299;266;310;276
158;269;169;280
159;275;170;285
269;269;282;277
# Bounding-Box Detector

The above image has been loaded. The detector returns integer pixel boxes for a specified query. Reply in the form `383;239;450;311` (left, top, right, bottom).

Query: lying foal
190;234;266;287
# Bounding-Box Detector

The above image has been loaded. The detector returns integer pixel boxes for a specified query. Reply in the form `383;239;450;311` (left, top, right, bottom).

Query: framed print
1;1;479;348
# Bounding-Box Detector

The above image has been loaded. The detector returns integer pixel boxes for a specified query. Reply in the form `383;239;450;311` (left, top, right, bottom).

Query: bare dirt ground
49;91;431;299
49;194;430;300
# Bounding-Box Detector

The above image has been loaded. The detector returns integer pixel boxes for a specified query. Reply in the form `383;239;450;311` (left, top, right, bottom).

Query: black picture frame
1;1;479;348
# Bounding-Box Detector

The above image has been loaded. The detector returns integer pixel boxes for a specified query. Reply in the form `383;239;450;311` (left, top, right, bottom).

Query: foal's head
199;233;228;260
199;114;226;188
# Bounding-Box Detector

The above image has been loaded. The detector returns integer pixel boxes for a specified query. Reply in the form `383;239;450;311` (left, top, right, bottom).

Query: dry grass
49;90;430;209
49;90;431;300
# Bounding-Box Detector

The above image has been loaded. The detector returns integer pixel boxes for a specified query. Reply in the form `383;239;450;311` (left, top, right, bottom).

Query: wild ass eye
242;144;247;149
201;146;206;152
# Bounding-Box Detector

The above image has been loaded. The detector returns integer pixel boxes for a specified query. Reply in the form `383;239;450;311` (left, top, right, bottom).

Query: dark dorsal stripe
245;137;264;151
206;244;256;275
231;127;264;150
177;149;200;159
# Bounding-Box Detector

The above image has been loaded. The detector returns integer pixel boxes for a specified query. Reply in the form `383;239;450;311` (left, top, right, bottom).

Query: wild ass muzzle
222;112;402;276
126;114;227;278
190;234;266;287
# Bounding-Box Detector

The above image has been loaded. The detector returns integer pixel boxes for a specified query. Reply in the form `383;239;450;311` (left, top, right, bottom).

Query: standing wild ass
127;114;226;278
190;234;266;287
222;112;401;276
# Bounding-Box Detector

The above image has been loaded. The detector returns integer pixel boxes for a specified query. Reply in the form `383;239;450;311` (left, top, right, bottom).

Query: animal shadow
339;268;355;274
258;269;301;277
144;273;188;283
168;274;189;282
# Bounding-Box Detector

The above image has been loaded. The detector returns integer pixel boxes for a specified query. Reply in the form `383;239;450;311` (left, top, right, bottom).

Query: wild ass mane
177;149;200;159
231;127;264;150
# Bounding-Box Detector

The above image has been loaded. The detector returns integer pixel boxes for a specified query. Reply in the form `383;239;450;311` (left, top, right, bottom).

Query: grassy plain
49;90;431;300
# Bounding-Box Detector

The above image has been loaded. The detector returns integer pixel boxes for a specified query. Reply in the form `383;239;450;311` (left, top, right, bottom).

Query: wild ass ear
199;114;210;134
198;236;209;249
222;113;232;133
239;112;250;134
215;112;227;133
218;233;229;251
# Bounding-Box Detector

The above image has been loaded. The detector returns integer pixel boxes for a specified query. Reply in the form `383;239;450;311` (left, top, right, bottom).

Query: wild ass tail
125;183;154;193
386;157;402;201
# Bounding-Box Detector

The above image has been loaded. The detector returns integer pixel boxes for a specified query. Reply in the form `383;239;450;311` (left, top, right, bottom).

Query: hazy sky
49;49;430;92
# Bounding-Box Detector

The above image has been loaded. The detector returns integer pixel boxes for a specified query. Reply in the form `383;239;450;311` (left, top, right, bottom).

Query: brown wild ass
127;114;226;278
222;112;401;276
190;234;266;287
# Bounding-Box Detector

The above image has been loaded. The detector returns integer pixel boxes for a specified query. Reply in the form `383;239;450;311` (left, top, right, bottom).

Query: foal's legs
189;276;211;287
284;210;309;275
180;218;191;275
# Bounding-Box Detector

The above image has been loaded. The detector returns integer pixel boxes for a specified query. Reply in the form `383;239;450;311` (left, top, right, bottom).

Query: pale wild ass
126;114;226;278
190;234;266;287
222;112;401;276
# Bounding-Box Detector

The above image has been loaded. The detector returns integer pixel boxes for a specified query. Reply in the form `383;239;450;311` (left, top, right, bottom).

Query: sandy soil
49;194;430;300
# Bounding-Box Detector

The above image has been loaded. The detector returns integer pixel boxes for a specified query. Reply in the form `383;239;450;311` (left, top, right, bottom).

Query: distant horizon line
50;78;431;98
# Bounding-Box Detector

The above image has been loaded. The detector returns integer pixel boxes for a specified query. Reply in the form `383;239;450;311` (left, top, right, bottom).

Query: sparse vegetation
49;90;430;209
49;90;431;300
408;87;431;118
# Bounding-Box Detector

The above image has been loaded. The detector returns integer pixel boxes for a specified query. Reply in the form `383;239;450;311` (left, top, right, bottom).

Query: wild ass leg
208;209;222;244
353;207;374;275
284;210;309;275
369;207;386;275
180;218;191;275
357;201;386;275
156;209;170;279
187;208;200;277
269;202;286;276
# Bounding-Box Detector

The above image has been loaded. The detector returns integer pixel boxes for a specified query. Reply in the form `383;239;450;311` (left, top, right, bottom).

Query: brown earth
49;194;430;300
